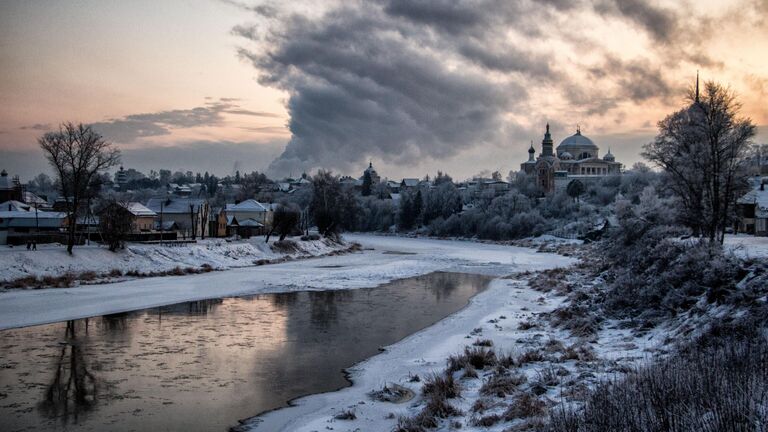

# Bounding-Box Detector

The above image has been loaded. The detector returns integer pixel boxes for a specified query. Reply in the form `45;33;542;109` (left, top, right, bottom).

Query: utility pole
159;201;164;245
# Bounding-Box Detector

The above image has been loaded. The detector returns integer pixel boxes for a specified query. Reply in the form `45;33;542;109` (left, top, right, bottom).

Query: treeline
349;165;660;240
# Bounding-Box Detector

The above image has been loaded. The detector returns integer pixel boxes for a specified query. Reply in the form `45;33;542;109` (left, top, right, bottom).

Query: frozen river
0;272;492;432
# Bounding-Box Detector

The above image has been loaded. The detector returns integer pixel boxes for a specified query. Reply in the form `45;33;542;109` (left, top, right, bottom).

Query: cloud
236;3;529;175
90;99;280;143
20;123;52;131
595;0;678;43
121;140;285;175
230;0;750;176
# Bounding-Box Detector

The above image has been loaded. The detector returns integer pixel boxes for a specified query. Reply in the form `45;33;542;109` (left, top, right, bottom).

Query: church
521;124;622;194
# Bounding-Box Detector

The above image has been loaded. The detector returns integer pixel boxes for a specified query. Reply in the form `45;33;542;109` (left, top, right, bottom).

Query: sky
1;0;767;182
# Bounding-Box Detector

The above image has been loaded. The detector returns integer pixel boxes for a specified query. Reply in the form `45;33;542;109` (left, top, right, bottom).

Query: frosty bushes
547;332;768;432
602;227;747;321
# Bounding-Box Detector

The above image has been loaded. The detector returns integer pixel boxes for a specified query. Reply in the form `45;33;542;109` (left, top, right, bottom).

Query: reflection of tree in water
308;290;353;327
38;320;100;424
158;298;223;316
271;291;299;308
422;272;491;301
101;312;129;333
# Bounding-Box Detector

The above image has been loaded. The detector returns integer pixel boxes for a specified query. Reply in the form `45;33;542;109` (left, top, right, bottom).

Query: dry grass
480;368;527;397
518;349;544;364
333;409;356;420
472;338;494;347
447;346;498;372
546;333;768;432
503;393;546;420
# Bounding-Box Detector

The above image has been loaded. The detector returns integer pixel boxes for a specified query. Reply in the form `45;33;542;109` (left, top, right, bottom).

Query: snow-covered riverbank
0;236;347;285
0;235;572;330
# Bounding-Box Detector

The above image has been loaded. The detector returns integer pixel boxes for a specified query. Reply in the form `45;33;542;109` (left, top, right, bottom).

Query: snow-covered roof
225;199;268;212
401;178;420;187
737;180;768;218
124;202;157;217
0;200;32;212
0;210;67;228
22;192;47;206
145;197;206;214
237;218;264;227
155;220;179;230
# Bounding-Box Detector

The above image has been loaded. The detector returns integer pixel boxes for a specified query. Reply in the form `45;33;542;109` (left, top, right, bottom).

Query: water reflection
0;272;491;432
38;321;100;424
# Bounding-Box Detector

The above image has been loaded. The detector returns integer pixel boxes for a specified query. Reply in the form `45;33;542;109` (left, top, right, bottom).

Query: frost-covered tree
422;182;462;224
309;170;352;236
643;81;755;243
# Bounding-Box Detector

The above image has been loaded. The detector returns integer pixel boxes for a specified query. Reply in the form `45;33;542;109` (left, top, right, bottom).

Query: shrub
545;334;768;431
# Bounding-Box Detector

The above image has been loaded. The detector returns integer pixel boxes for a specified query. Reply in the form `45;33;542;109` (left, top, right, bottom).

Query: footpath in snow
0;234;572;330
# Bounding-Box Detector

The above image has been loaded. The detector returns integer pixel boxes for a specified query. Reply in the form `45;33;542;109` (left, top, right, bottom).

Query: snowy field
0;234;573;330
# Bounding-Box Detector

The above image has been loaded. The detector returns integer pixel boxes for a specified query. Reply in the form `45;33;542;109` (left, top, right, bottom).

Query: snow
0;235;574;331
248;280;579;432
0;237;338;283
724;234;768;259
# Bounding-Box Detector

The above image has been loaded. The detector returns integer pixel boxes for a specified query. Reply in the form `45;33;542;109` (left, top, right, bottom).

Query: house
736;177;768;236
224;199;272;229
401;178;420;190
209;207;228;238
123;202;157;232
226;215;265;238
145;197;209;239
0;200;67;245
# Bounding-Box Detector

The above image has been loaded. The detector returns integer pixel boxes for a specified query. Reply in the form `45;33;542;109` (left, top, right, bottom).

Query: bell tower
541;123;554;157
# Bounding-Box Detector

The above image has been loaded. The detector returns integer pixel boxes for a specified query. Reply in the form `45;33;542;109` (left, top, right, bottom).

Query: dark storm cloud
236;4;519;175
590;56;673;103
231;0;731;175
595;0;678;43
383;0;486;32
90;99;280;143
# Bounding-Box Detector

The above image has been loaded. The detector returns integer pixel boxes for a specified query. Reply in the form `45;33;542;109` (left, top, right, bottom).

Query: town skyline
2;0;768;180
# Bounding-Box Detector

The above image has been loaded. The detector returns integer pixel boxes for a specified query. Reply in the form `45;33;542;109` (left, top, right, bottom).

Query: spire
369;160;372;169
695;70;700;104
541;123;554;157
576;124;581;135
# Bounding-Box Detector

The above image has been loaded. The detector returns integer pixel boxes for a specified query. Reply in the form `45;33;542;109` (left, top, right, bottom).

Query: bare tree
39;123;120;254
643;81;755;243
189;203;198;240
98;199;132;252
265;203;300;242
199;202;209;240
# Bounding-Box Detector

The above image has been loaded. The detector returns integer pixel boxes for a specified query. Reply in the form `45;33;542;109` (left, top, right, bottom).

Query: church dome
556;127;599;159
604;149;615;162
